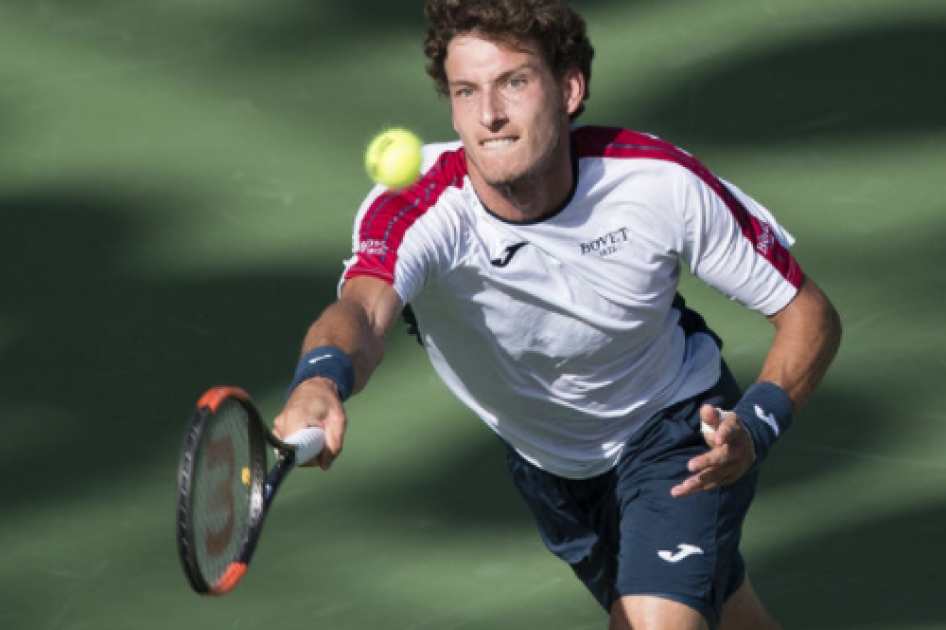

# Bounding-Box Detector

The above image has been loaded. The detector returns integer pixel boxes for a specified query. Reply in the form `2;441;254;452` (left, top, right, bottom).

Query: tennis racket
176;386;324;595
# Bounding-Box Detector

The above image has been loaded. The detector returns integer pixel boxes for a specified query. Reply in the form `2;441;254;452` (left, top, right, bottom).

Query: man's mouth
482;137;517;149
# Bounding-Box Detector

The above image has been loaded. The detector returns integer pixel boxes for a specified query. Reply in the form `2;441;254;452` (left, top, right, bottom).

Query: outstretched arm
672;275;842;497
274;276;403;470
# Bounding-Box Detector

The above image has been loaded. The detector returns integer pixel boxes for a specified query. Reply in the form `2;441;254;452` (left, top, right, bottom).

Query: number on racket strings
176;386;324;595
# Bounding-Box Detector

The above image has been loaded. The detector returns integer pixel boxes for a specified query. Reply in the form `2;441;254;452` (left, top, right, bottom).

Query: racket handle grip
284;427;325;465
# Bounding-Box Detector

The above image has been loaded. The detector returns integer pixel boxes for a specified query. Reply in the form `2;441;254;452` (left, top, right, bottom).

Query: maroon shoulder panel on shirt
573;126;803;288
344;147;468;285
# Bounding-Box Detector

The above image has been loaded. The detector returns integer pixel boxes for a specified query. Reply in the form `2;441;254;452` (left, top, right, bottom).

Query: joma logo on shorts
658;544;704;563
579;227;629;257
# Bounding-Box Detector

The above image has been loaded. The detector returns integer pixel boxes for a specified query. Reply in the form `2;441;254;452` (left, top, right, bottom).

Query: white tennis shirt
342;126;802;479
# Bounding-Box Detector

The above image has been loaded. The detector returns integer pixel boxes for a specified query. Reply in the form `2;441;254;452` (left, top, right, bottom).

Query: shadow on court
0;187;338;511
756;499;946;628
614;21;946;145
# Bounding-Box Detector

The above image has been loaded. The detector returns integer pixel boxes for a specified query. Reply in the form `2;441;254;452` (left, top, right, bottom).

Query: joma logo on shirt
579;227;629;257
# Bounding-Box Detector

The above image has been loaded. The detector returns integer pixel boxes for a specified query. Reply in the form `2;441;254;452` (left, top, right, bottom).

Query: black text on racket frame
176;386;324;595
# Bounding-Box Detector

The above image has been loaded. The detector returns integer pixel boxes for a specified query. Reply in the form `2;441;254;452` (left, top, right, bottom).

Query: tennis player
274;1;842;628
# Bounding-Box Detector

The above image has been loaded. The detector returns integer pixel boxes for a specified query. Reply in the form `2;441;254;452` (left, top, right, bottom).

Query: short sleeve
676;165;803;316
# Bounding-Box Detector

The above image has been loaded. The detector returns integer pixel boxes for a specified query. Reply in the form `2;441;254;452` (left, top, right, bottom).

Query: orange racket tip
196;386;250;412
211;562;248;595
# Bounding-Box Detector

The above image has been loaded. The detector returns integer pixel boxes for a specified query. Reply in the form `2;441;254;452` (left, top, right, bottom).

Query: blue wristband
286;346;355;402
732;382;794;462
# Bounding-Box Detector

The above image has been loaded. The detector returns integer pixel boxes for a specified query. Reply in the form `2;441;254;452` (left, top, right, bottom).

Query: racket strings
191;399;253;586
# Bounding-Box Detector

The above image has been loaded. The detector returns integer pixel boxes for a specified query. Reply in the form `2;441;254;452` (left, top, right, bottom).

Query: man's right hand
273;377;348;471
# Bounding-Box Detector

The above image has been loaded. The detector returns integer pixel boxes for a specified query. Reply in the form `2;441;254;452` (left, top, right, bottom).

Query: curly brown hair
423;0;595;120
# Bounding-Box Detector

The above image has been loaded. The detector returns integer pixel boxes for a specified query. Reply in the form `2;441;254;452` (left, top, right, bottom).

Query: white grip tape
284;427;325;465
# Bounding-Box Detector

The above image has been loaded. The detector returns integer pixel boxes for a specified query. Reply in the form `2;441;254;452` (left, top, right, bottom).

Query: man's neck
471;144;575;223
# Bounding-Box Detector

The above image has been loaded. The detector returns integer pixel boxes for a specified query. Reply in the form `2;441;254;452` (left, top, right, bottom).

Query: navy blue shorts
506;365;757;629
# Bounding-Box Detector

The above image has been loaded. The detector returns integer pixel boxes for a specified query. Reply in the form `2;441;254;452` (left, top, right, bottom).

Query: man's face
444;34;580;191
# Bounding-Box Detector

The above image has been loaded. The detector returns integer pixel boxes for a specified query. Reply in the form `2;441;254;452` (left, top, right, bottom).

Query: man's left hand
670;404;756;498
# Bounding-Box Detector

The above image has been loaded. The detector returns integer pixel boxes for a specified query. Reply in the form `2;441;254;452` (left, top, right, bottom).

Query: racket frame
176;386;303;596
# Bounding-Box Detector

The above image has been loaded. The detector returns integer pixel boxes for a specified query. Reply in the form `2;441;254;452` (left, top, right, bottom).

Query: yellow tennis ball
241;467;251;486
365;128;423;189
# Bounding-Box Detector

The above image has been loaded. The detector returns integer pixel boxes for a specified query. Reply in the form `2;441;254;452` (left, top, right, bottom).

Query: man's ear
562;67;586;117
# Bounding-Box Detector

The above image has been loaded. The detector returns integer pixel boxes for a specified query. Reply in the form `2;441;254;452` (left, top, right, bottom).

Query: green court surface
1;1;945;628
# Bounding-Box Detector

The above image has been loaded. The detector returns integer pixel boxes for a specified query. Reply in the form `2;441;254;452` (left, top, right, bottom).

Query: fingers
314;410;346;471
698;404;725;446
275;378;347;471
671;468;717;498
671;407;754;498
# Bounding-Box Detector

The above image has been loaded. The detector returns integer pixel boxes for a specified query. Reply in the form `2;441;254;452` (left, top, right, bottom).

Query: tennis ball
241;467;251;486
365;128;423;189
